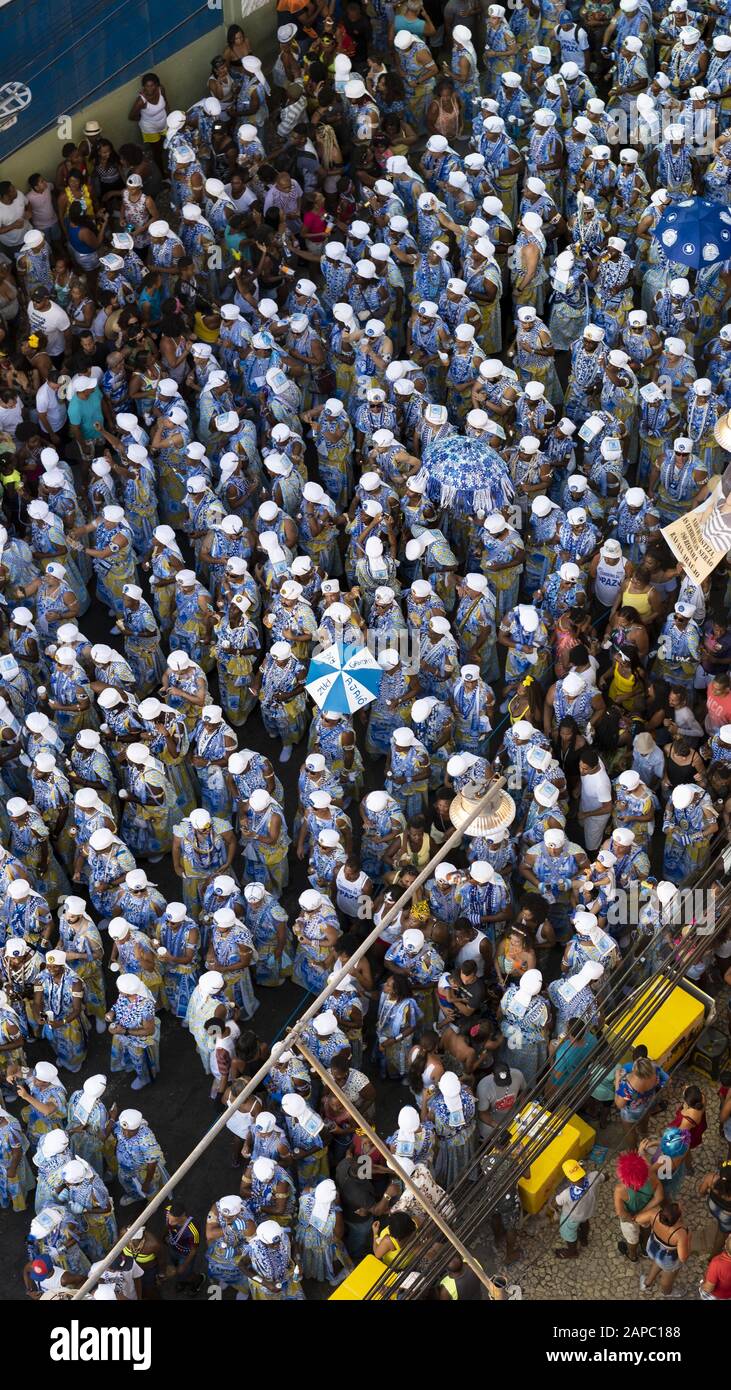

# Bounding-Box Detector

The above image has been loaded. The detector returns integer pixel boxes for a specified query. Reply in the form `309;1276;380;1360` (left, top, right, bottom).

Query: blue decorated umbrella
653;197;731;270
305;642;382;714
419;434;514;516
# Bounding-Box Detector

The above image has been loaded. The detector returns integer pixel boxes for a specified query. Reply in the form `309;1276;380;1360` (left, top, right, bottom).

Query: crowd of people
1;0;731;1304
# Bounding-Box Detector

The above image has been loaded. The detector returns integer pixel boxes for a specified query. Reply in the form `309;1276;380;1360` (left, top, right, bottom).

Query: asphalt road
0;572;411;1301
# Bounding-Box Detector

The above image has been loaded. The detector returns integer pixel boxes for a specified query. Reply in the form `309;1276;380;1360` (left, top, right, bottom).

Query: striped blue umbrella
305;642;383;714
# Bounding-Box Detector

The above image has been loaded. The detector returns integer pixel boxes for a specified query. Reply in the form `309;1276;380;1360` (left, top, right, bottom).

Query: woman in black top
555;716;586;798
427;788;453;848
94;139;124;208
643;677;672;746
342;0;373;67
663;736;705;794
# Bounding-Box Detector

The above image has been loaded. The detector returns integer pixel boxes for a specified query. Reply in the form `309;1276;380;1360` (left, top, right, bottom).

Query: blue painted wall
0;0;222;160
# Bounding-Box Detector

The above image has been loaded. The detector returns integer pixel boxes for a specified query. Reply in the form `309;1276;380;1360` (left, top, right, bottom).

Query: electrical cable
378;891;728;1295
365;845;731;1298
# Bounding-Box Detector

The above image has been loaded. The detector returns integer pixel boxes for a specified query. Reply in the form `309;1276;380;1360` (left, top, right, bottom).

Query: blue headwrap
660;1127;691;1158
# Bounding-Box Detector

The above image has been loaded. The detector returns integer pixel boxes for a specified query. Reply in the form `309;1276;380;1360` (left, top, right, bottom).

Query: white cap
675;789;700;811
535;780;560;808
35;1061;60;1083
562;671;586;698
574;910;599;937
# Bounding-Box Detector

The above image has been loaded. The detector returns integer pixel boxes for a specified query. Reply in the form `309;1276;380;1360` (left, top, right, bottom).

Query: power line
367;847;730;1298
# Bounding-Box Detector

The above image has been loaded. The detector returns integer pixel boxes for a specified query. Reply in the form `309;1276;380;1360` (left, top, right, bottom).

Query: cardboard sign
661;485;731;584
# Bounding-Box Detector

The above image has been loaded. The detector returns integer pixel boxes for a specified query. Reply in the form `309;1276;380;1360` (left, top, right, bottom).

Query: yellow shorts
142;131;162;143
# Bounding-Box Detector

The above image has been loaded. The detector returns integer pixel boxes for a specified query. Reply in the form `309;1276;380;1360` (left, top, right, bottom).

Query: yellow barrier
329;1255;391;1301
509;1104;594;1214
331;978;712;1286
607;976;709;1071
569;1111;598;1160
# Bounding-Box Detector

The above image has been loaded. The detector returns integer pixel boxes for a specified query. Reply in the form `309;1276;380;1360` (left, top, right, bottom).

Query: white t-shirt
211;1031;238;1080
673;705;704;741
579;764;612;813
27;301;70;357
556;25;590;65
225;1103;253;1138
224;183;258;215
0;191;29;248
677;575;706;625
0;400;23;436
594;556;627;608
36;382;67;432
91;307;108;342
570;658;599;689
555;1172;600;1223
88;1258;144;1300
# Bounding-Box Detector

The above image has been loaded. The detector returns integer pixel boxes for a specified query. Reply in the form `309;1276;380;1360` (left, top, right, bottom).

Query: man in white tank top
590;538;628;610
336;856;373;919
452;921;492;978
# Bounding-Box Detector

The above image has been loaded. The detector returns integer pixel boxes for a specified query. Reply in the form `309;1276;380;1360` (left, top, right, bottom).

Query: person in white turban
295;1177;354;1285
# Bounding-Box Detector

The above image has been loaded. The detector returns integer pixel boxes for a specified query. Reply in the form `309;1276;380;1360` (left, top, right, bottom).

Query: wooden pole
295;1038;497;1299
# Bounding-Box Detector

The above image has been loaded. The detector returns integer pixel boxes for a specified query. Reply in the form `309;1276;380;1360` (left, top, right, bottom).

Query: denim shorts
708;1197;731;1234
646;1234;679;1271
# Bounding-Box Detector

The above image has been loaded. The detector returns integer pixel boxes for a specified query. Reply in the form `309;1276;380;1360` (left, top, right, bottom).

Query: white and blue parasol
653;197;731;269
419;434;514;515
305;642;383;714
